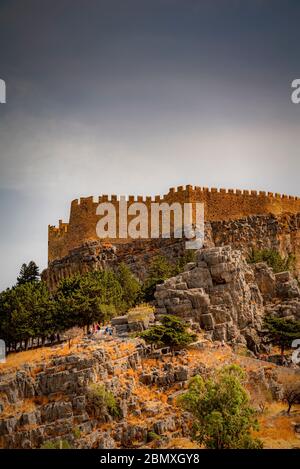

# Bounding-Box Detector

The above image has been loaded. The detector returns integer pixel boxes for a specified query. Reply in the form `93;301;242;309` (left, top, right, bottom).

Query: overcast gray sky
0;0;300;289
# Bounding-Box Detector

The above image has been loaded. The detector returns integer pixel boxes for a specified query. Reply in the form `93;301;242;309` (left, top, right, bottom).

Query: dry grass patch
164;437;201;449
0;338;82;372
254;402;300;448
127;304;155;323
1;398;36;418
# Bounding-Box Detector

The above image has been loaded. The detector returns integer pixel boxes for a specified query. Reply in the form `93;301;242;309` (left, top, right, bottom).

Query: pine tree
263;316;300;357
117;263;141;308
142;256;174;301
17;261;40;285
140;314;196;350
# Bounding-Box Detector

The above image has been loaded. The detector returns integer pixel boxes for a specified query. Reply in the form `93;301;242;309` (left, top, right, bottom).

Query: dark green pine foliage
263;315;300;356
140;314;196;349
17;261;40;285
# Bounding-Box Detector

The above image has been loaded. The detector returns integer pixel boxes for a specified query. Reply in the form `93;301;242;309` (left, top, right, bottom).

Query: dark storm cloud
0;0;300;288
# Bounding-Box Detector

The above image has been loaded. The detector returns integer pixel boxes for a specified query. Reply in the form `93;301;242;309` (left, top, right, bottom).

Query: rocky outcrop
155;246;264;349
0;340;193;449
0;331;298;449
42;238;188;290
111;311;155;335
43;212;300;289
251;261;300;321
0;347;137;448
252;263;300;303
210;213;300;276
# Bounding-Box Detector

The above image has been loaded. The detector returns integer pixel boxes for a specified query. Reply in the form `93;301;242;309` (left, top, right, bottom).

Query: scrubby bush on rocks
87;383;120;419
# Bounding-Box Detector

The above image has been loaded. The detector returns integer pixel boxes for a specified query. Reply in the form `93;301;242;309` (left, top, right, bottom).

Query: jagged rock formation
0;340;195;449
43;212;300;290
155;245;300;351
210;212;300;273
251;263;300;322
1;336;298;449
42;238;187;290
155;246;264;349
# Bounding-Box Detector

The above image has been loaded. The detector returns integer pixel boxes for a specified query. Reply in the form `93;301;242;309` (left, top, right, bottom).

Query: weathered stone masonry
48;185;300;263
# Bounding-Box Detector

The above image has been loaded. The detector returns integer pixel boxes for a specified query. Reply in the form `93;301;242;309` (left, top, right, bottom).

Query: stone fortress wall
48;185;300;264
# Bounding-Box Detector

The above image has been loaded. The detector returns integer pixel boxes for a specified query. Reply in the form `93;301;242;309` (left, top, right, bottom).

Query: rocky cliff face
1;334;298;449
155;246;264;349
0;340;194;449
154;245;300;351
210;212;300;275
42;238;187;290
251;262;300;322
43;212;300;289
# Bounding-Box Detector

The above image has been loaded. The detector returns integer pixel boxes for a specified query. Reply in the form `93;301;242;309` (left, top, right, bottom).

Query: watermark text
96;199;204;249
0;78;6;103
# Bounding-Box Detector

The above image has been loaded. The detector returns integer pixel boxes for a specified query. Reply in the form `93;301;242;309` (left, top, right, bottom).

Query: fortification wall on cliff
48;185;300;263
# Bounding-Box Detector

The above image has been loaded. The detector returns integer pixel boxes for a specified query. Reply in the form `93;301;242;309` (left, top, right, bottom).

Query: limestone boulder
155;246;264;345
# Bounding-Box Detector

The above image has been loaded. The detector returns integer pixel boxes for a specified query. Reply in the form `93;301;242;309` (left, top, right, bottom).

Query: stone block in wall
111;316;128;326
208;306;231;324
200;313;215;330
184;268;213;288
185;289;210;309
210;262;236;284
252;262;276;302
213;323;227;341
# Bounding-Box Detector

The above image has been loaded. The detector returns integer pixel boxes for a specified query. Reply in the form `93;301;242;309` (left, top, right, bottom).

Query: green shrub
41;439;72;449
140;314;196;349
117;263;141;308
87;383;120;418
142;252;197;301
147;431;161;442
174;250;196;274
142;256;174;301
178;365;263;449
263;315;300;356
72;427;81;439
247;248;295;273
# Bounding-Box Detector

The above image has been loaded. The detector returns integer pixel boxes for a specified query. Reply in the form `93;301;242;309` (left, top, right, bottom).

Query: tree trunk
280;344;285;364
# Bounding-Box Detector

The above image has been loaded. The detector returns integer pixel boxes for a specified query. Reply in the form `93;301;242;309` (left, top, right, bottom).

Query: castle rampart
48;185;300;263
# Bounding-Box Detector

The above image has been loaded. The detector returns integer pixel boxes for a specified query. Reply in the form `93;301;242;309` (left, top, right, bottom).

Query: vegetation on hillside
17;261;40;285
41;439;72;449
263;315;300;357
140;314;196;349
282;381;300;414
116;262;141;307
142;251;196;301
87;383;120;418
0;251;197;352
178;365;263;449
0;261;141;352
247;248;295;273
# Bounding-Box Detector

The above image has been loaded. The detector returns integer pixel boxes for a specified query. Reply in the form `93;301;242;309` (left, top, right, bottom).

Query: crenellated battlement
48;185;300;263
65;186;300;207
48;220;69;235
